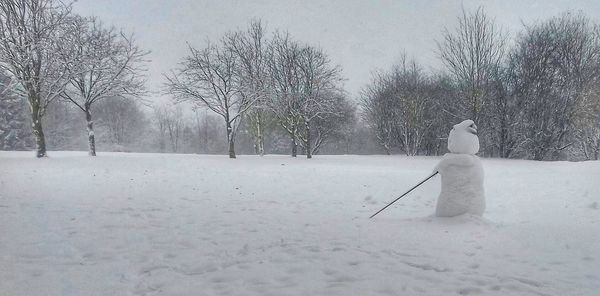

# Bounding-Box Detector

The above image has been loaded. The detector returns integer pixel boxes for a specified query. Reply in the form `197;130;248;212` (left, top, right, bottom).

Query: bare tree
390;57;437;156
153;105;168;152
165;40;260;158
0;0;73;157
294;45;344;158
154;105;184;153
510;13;600;160
266;32;303;157
225;20;271;156
360;71;396;155
265;33;347;158
436;6;506;144
360;56;438;156
60;16;147;156
421;73;459;156
94;96;147;151
573;85;600;160
192;108;226;154
165;107;183;153
310;92;356;155
484;61;525;158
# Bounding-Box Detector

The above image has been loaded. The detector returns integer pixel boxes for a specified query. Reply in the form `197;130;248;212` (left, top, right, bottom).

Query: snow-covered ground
1;151;598;296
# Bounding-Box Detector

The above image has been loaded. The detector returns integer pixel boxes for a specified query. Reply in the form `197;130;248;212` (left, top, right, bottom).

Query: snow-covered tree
294;45;344;158
266;32;304;157
165;41;257;158
224;20;271;156
310;92;356;155
61;16;147;156
0;0;73;157
391;58;437;156
265;33;348;158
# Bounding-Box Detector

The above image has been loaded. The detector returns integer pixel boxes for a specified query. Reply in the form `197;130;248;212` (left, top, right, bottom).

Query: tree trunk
85;109;96;156
256;113;265;156
226;122;236;159
257;133;264;156
228;137;236;158
291;136;297;157
30;101;47;158
305;121;312;159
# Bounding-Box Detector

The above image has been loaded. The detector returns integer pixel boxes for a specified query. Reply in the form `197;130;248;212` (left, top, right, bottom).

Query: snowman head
458;120;477;135
448;119;480;154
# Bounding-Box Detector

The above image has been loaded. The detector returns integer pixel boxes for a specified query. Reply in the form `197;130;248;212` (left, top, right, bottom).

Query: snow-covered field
1;151;598;296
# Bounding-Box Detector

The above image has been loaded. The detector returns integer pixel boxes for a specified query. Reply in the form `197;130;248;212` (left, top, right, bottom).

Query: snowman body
435;120;486;217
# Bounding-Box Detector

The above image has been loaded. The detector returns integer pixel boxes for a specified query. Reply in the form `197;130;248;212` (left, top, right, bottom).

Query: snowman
435;120;485;217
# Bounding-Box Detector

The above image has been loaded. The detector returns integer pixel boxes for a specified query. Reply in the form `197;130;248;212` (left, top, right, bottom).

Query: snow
435;153;486;217
448;120;480;154
1;151;599;295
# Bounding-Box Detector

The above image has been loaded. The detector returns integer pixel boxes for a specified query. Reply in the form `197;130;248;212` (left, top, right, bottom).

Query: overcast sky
73;0;600;104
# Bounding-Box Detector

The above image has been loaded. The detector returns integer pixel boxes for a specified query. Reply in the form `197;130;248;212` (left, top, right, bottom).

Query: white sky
73;0;600;104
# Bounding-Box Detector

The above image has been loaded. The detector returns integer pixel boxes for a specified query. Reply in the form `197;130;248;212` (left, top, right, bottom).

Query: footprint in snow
364;196;377;205
458;287;483;295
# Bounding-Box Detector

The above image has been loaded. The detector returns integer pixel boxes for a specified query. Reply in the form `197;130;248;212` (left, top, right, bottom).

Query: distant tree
0;0;73;157
422;73;460;156
572;84;600;160
153;106;169;152
510;13;600;160
93;97;147;151
165;106;184;153
192;109;227;154
485;62;523;158
360;56;439;156
391;57;437;156
0;72;30;150
153;105;184;153
360;71;396;155
43;99;82;150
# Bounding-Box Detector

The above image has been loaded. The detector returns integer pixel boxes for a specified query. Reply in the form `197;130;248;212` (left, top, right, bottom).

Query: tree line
164;21;353;158
0;0;147;157
0;0;355;159
1;1;599;161
361;8;600;160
